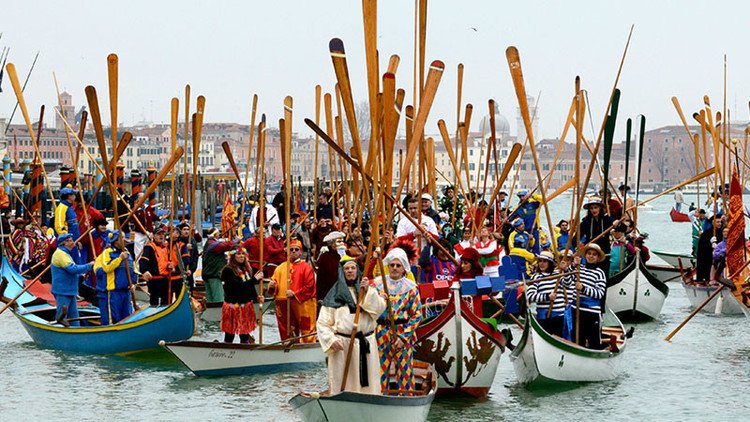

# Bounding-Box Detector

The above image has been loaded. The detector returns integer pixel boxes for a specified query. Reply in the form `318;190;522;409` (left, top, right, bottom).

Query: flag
295;186;307;221
726;168;745;277
220;194;236;235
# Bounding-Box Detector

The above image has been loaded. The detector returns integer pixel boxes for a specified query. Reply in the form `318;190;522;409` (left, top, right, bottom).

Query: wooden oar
664;260;749;342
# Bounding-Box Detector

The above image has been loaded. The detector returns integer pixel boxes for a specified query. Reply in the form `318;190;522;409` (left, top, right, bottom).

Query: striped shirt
561;265;606;313
526;271;569;313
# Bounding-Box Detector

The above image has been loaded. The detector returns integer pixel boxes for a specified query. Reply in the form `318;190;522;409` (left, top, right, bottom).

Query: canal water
1;193;748;420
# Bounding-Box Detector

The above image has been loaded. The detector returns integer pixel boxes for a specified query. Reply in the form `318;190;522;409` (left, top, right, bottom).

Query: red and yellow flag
220;194;236;235
726;168;750;310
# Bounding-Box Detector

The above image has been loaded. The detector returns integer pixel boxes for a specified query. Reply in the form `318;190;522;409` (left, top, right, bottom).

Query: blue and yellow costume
508;219;536;278
510;191;543;253
50;233;94;326
94;231;136;325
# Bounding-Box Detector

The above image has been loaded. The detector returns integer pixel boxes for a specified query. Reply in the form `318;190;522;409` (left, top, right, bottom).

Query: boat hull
289;391;434;422
681;281;745;315
414;293;505;398
652;250;694;268
14;288;195;354
163;340;325;376
644;264;683;284
606;259;669;321
510;310;625;384
669;208;690;222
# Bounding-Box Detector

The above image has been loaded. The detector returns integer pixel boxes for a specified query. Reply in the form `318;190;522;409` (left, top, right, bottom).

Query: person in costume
132;193;157;259
526;250;568;337
579;196;617;274
609;223;637;277
221;246;260;343
7;218;33;272
138;225;186;306
373;247;423;395
509;189;542;253
268;239;317;342
317;255;387;394
554;219;576;253
202;227;236;303
474;225;503;277
93;230;136;325
50;233;94;326
178;222;201;290
696;216;724;281
438;185;464;234
508;218;536;278
395;197;438;252
560;243;607;348
418;238;457;284
54;186;82;263
316;231;346;302
689;208;706;257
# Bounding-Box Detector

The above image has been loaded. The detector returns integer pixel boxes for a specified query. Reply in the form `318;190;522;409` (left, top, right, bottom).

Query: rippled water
2;194;749;420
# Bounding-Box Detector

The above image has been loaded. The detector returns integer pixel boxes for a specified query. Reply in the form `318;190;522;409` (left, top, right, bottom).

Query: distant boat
652;251;694;268
669;207;690;222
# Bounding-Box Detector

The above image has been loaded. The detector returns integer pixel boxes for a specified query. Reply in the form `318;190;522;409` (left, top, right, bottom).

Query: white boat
652;250;694;268
605;257;669;321
414;282;506;398
289;361;437;422
510;308;626;384
161;340;325;376
679;267;746;316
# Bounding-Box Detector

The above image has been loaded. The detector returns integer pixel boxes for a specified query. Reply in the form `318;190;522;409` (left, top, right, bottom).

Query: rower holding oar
51;233;94;326
373;248;422;395
267;239;317;342
317;255;386;394
526;251;568;337
93;230;136;325
559;244;607;348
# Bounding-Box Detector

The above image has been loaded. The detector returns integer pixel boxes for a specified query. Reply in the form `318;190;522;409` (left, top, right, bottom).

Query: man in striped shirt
526;251;568;337
560;243;607;348
418;238;457;284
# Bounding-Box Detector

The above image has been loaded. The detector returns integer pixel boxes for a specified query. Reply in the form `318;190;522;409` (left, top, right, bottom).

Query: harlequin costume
374;247;423;395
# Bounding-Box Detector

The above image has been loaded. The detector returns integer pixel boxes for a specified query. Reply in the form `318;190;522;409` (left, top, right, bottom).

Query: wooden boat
414;282;505;398
161;339;325;376
652;250;694;268
510;308;626;384
289;360;437;422
669;207;691;222
605;257;669;321
1;258;195;354
679;267;745;316
645;263;683;284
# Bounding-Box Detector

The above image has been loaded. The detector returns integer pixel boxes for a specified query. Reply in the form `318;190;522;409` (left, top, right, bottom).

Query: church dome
478;103;510;137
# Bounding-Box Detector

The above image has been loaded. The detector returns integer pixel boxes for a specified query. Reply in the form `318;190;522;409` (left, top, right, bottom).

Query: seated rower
526;251;568;337
560;244;607;348
317;255;386;394
373;247;423;395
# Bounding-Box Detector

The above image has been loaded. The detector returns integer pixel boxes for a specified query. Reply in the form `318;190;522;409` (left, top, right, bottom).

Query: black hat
271;223;282;230
618;184;631;192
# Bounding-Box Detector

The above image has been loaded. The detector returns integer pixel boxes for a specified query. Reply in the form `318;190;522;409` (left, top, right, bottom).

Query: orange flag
221;194;236;235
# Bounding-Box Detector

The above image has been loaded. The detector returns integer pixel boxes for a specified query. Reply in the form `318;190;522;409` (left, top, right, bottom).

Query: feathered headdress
387;237;418;265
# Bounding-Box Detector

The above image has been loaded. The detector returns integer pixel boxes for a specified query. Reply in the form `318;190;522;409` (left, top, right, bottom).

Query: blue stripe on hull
192;361;324;377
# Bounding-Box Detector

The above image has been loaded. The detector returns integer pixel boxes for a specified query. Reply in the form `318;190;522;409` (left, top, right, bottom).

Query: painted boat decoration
652;250;694;268
162;340;325;376
1;257;195;354
669;207;690;222
414;282;505;398
289;361;437;422
605;257;669;321
510;307;626;384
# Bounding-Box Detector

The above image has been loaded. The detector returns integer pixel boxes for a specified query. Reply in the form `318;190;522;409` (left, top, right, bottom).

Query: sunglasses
289;248;301;252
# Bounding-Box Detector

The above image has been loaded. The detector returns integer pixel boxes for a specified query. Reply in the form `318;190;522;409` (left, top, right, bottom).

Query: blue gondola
1;257;195;354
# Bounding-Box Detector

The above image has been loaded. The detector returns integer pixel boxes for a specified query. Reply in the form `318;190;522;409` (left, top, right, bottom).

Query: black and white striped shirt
526;271;570;314
561;265;606;313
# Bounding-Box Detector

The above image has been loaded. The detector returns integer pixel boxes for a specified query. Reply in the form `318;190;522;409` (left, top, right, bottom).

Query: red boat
669;207;690;222
414;282;506;398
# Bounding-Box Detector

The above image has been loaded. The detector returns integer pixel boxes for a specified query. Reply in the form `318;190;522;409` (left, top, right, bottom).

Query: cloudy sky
2;0;748;142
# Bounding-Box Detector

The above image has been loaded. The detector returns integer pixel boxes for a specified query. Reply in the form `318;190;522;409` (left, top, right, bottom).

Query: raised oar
5;64;57;210
222;141;248;198
393;59;445;206
306;118;459;265
506;46;557;257
361;0;380;177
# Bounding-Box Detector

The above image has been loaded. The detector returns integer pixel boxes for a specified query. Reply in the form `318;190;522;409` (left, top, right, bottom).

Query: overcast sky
2;0;749;142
